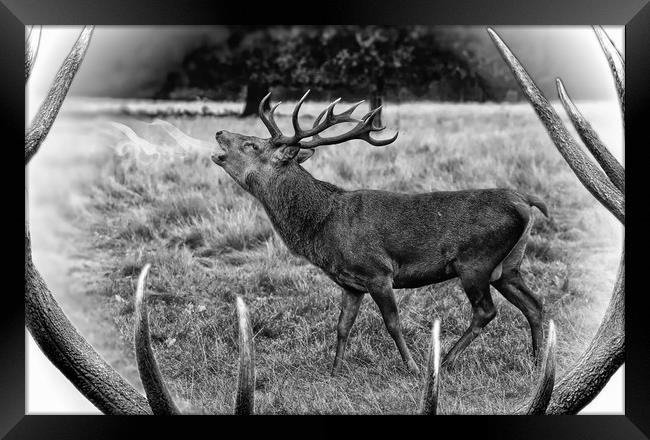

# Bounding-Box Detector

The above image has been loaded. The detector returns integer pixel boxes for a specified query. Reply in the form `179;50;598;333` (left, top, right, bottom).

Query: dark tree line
156;26;520;118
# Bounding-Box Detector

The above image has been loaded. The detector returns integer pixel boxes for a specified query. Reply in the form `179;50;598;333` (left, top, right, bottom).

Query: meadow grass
57;100;622;414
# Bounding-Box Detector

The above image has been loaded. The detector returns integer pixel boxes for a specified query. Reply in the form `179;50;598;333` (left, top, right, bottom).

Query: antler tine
592;26;625;115
340;100;366;118
524;320;557;415
269;92;394;149
420;318;441;415
311;107;327;129
487;28;624;223
302;98;342;134
367;131;399;147
258;92;283;139
291;89;311;135
300;103;398;149
360;106;382;123
25;25;42;82
269;102;283;126
310;99;365;129
134;264;181;415
361;106;390;132
235;296;256;415
556;78;625;192
25;26;93;165
341;103;398;146
324;97;342;121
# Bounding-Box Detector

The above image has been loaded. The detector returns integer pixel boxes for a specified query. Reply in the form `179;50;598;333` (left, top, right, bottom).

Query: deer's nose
215;130;224;138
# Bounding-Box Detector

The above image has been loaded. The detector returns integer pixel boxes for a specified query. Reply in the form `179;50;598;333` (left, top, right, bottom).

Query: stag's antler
258;90;398;148
487;26;625;414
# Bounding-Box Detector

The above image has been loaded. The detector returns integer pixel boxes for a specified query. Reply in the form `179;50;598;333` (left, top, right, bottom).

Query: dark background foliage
156;25;522;110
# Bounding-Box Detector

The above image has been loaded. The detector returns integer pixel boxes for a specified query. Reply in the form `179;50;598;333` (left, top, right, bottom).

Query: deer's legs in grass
332;289;364;375
492;272;543;359
368;280;419;374
442;274;497;367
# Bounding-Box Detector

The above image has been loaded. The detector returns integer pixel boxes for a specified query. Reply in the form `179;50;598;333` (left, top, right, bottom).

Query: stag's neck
246;163;343;257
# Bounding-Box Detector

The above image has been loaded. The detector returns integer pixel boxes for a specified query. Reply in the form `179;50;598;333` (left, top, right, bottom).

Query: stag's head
212;90;398;189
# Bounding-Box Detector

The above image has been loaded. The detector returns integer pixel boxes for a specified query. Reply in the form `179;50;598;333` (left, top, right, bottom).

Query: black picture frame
6;0;649;437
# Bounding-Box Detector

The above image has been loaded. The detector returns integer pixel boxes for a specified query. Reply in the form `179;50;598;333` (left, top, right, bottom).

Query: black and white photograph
24;23;626;417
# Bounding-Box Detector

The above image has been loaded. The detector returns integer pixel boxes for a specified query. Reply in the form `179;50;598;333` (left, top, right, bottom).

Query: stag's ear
272;145;301;163
294;149;314;164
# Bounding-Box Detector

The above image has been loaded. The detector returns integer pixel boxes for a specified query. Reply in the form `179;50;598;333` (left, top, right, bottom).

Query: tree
226;26;283;116
316;26;493;124
319;26;411;125
156;26;505;117
156;26;284;115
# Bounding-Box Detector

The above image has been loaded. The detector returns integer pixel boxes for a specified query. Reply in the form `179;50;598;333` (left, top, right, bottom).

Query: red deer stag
212;93;548;374
24;25;620;415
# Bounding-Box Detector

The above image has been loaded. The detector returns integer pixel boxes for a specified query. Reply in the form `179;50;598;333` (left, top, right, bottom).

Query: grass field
32;99;623;414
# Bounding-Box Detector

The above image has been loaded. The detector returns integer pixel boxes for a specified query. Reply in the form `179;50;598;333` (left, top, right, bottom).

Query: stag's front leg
367;279;419;374
332;288;364;375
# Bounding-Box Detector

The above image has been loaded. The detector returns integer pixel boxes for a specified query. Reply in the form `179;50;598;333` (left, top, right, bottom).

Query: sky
26;25;624;108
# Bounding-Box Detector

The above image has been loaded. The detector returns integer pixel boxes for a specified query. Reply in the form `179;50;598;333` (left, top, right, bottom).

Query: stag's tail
525;194;549;217
497;191;549;276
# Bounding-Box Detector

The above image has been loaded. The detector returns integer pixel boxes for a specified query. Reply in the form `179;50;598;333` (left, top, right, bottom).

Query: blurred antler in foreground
487;25;625;414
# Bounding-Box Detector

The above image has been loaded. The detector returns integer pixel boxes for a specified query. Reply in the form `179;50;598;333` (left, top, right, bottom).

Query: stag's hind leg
492;272;543;358
490;208;543;359
332;288;364;375
443;270;497;367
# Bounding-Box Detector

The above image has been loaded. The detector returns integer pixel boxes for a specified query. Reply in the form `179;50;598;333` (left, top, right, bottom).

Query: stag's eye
244;142;259;151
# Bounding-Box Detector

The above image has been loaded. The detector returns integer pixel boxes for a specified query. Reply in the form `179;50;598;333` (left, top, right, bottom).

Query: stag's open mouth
211;153;226;164
211;140;227;164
